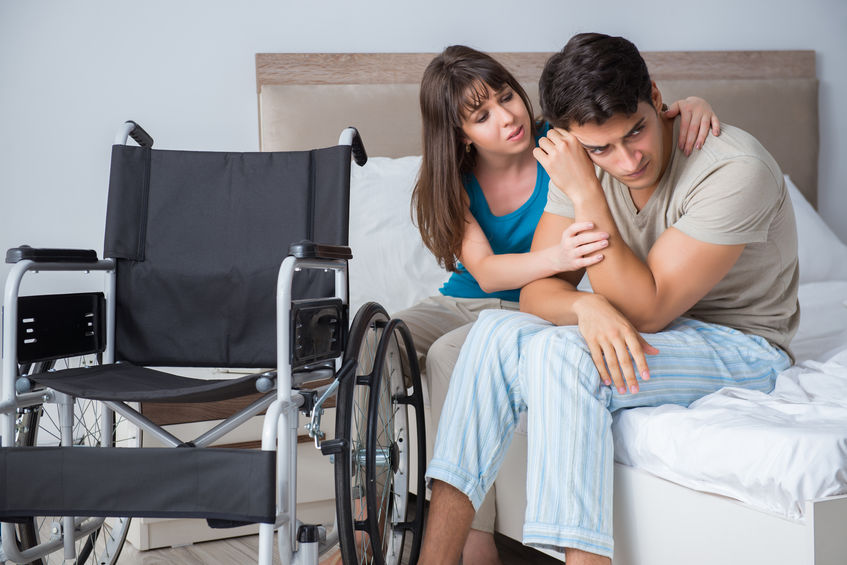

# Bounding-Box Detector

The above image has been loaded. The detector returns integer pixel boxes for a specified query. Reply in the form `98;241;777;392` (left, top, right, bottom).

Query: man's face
567;97;669;193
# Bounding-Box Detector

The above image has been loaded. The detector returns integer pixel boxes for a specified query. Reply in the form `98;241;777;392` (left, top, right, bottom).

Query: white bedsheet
612;280;847;520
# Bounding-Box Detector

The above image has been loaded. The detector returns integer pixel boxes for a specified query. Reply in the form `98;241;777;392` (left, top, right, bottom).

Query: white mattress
612;280;847;520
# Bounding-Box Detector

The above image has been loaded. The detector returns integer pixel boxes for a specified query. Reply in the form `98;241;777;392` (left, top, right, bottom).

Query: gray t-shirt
546;122;799;354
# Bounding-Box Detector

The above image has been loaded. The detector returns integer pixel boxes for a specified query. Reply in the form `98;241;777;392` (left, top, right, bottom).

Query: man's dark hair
539;33;653;129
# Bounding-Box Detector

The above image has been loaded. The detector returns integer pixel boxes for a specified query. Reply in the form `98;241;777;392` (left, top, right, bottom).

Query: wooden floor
117;531;564;564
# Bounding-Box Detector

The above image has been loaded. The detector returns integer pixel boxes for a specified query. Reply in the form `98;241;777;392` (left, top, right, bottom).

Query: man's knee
525;326;588;360
468;310;550;355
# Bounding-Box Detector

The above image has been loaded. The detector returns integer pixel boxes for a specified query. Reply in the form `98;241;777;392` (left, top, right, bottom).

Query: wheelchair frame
0;124;425;565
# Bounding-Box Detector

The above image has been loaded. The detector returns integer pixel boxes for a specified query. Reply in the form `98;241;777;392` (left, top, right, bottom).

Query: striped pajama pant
425;309;790;558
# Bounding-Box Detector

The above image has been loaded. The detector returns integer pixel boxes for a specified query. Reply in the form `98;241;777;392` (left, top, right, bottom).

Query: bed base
495;431;847;564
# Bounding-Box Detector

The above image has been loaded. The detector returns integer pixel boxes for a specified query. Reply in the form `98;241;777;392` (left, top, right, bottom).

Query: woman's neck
474;144;536;177
472;146;538;216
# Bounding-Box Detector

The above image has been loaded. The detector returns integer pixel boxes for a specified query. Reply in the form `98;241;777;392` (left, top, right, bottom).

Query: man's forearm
520;276;583;325
572;191;662;330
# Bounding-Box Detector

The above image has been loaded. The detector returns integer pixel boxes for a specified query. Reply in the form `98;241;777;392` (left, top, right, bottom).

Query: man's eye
628;128;643;138
589;147;607;155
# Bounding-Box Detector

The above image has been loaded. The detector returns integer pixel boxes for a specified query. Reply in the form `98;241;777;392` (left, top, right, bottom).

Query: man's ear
650;81;664;113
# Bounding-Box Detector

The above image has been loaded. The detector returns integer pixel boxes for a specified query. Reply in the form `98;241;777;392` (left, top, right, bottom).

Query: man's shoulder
685;123;779;173
672;123;783;192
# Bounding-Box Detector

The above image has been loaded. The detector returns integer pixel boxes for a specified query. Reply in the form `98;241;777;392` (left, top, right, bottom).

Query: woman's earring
465;143;471;154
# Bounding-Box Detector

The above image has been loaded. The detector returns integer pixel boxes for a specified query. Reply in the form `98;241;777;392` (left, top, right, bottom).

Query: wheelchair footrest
0;447;275;523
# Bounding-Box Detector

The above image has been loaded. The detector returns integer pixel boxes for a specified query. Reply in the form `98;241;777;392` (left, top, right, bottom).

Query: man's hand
533;128;600;202
572;293;659;394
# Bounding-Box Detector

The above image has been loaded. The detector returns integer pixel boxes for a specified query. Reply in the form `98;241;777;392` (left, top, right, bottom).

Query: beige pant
393;295;519;533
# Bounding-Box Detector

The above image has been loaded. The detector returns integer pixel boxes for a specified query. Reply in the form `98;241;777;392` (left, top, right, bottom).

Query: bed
256;50;847;564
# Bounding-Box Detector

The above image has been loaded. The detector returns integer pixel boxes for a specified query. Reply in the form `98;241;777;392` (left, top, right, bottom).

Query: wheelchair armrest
289;241;352;260
6;245;99;264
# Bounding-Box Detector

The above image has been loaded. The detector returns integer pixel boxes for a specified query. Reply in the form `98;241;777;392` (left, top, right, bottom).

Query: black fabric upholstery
104;144;351;368
0;447;275;523
28;364;266;403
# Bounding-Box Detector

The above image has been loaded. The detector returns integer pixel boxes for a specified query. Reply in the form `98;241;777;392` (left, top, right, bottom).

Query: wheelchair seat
24;364;267;403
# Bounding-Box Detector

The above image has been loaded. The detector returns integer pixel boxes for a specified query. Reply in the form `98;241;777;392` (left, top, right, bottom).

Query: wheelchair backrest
104;144;351;368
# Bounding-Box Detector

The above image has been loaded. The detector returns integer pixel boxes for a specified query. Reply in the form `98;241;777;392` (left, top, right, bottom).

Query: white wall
1;0;845;288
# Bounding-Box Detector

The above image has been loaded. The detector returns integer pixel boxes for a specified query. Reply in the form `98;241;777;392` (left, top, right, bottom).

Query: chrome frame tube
2;260;114;445
259;398;286;565
191;391;277;448
105;388;278;449
102;400;183;448
0;388;55;413
0;516;105;564
113;121;135;146
57;391;77;560
337;127;356;147
272;255;348;565
1;259;115;564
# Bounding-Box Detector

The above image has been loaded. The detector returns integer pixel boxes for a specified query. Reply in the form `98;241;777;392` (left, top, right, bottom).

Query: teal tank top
439;124;550;302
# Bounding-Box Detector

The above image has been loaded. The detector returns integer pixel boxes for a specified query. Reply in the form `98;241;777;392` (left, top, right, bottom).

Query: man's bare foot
462;529;503;565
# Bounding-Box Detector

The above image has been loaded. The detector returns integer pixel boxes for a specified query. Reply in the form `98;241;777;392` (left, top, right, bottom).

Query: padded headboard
257;51;818;207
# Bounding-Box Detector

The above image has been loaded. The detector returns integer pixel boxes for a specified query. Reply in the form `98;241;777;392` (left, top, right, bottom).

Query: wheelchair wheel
12;361;132;565
334;303;426;565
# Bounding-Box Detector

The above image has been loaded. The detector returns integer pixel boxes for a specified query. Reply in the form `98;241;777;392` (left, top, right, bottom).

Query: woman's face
460;83;533;159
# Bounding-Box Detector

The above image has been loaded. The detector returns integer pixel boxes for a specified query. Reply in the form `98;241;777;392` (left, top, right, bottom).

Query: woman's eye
501;92;513;103
476;112;488;123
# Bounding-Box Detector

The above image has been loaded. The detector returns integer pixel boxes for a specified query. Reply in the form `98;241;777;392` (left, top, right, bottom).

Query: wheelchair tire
13;362;131;565
334;303;426;565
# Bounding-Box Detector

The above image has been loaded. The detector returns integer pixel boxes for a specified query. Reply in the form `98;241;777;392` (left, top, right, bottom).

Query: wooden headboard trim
255;50;815;90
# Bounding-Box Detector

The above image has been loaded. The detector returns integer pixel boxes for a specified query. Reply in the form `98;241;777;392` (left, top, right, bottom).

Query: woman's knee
427;326;473;415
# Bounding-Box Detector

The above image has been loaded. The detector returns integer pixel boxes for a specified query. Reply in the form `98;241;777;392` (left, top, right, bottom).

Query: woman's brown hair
412;45;536;272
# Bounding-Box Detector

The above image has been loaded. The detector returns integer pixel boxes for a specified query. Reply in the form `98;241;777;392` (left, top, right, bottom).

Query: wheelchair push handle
338;126;367;166
114;120;154;148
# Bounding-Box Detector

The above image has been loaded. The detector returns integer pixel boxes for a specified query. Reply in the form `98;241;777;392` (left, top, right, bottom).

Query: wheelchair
0;122;426;565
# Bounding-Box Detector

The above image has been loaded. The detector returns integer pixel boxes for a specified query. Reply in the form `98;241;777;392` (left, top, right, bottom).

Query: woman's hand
663;96;721;156
572;293;659;394
547;221;609;272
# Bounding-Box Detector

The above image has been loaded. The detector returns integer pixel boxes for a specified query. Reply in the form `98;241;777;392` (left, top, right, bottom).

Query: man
420;33;798;565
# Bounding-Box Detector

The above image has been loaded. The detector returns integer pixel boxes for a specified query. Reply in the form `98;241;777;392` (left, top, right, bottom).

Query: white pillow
348;156;449;316
785;175;847;283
